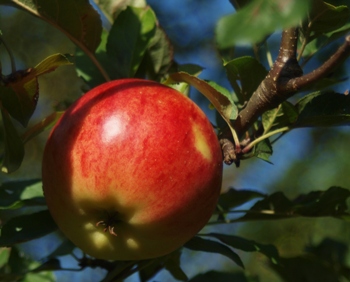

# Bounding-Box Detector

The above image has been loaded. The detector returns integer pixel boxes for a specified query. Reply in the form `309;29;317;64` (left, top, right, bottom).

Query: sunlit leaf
106;5;157;78
216;0;310;47
262;101;298;133
295;91;350;127
184;236;244;268
0;210;57;247
168;72;237;123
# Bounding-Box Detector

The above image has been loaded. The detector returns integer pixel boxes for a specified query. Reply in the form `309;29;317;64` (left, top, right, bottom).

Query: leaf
0;54;73;127
253;138;273;162
164;252;188;282
184;236;244;268
295;91;350;127
201;233;280;264
0;210;57;247
232;186;350;222
145;26;173;77
302;0;350;42
47;239;76;259
106;6;157;78
262;101;298;133
31;53;74;77
0;106;25;173
21;111;64;144
7;0;102;53
189;270;257;282
0;179;45;210
218;188;265;211
224;56;268;102
30;258;63;273
168;72;237;123
216;0;310;47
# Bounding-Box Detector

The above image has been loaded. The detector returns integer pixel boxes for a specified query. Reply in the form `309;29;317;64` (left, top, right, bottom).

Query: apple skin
42;78;223;260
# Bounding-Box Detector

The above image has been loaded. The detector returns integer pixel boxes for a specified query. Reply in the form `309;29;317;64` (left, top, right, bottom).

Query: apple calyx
95;212;120;236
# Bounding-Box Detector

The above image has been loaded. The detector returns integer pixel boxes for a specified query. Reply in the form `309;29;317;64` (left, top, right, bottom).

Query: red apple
42;78;223;260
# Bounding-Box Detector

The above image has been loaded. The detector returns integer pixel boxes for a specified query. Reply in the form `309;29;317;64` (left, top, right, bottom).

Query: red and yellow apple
42;78;223;260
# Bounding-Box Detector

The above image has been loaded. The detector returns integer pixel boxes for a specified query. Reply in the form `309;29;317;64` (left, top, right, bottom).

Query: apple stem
95;212;119;236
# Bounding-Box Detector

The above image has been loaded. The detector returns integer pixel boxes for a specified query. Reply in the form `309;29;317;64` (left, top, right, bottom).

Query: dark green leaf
47;239;76;259
233;187;350;222
164;251;188;281
0;107;25;173
218;188;265;211
106;6;157;78
201;233;280;264
0;210;57;247
146;27;173;77
216;0;310;47
30;258;63;273
253;138;273;162
9;0;102;53
189;270;257;282
224;56;267;103
184;236;244;268
0;72;38;127
302;0;350;42
295;91;350;127
262;102;298;133
0;179;43;209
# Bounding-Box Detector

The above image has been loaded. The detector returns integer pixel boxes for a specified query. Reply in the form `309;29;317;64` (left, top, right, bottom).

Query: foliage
0;0;349;281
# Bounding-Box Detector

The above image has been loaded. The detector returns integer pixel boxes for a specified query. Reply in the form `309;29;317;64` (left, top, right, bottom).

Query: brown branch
220;29;350;165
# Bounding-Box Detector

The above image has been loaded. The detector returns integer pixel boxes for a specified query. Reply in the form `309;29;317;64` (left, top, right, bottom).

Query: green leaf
0;179;45;210
0;107;25;173
0;54;72;127
253;138;273;162
189;270;257;282
164;252;188;282
224;56;268;103
146;27;173;77
201;233;280;264
32;53;74;77
106;6;157;78
0;210;57;247
7;0;102;53
295;91;350;127
302;0;350;42
184;236;244;268
47;239;76;259
262;101;298;133
216;0;310;47
168;72;237;123
0;71;39;127
218;188;265;211
30;258;63;273
232;186;350;222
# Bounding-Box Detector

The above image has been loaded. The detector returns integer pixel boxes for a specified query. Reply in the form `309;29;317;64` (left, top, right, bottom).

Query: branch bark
220;29;350;165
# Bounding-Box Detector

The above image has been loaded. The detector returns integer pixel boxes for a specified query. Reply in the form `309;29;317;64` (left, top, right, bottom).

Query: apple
42;78;223;260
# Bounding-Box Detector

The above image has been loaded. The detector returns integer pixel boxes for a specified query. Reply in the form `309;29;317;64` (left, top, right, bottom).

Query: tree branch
220;29;350;165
